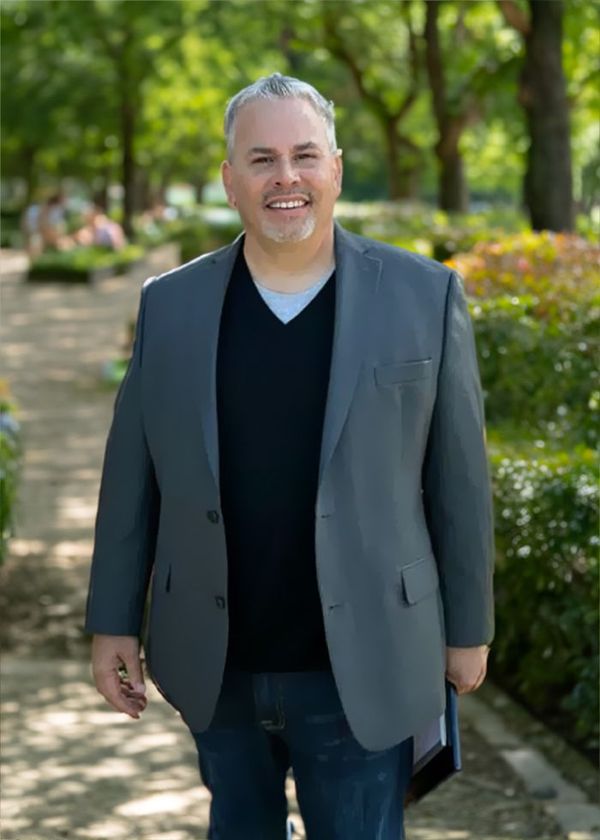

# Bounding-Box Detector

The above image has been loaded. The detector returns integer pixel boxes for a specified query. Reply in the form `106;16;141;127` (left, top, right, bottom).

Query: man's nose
273;157;301;187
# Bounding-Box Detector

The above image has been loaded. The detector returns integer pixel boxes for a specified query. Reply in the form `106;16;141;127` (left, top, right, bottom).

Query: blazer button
207;510;220;524
215;596;226;609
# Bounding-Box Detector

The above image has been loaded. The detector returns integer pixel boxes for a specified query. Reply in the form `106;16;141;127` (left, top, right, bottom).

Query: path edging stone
461;689;600;840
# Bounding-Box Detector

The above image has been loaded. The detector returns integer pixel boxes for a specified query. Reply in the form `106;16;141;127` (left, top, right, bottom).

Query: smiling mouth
265;198;311;210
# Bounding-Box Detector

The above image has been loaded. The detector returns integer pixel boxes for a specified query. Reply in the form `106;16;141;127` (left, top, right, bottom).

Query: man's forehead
238;96;320;119
233;98;329;148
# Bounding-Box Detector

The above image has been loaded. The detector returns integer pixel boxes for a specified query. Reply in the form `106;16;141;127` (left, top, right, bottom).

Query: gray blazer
85;223;495;751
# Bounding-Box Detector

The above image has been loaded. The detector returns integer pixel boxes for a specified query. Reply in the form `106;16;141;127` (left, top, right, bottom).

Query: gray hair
224;73;337;160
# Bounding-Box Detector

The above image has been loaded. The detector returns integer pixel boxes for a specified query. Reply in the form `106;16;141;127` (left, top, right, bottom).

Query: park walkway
0;247;579;839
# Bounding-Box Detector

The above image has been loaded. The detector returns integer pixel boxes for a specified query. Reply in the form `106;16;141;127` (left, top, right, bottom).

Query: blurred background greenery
1;0;598;764
1;0;598;233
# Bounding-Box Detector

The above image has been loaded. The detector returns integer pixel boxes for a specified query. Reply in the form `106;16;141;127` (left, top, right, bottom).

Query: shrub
470;295;598;448
0;380;22;564
452;233;600;755
334;202;528;259
447;231;600;320
30;244;144;275
489;444;599;753
177;220;242;264
0;208;22;248
448;233;599;449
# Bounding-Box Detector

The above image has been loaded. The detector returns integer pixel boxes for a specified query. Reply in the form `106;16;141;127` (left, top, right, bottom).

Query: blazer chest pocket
375;358;432;387
400;553;439;605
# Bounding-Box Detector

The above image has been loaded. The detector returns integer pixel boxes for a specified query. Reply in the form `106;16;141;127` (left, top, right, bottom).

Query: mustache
263;191;313;204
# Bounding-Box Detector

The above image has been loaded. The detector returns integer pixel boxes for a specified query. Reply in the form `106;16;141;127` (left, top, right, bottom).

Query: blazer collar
192;222;381;491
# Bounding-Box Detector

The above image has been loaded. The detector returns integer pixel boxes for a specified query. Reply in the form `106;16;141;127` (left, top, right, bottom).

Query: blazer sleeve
85;278;160;636
421;270;495;647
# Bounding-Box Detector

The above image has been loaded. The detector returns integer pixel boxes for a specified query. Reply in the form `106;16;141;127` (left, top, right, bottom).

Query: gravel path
0;248;565;839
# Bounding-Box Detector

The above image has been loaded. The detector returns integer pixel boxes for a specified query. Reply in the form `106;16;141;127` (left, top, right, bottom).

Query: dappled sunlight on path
1;660;211;838
1;660;305;840
0;247;179;656
0;659;563;840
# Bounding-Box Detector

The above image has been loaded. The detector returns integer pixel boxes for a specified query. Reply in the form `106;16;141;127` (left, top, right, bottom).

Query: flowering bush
445;233;600;449
446;231;600;322
447;231;600;753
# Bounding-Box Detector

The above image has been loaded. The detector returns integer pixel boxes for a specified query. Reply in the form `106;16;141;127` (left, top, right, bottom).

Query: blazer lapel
189;233;243;491
318;223;382;484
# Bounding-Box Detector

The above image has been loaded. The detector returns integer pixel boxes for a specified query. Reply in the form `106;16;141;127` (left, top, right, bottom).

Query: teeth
268;200;307;209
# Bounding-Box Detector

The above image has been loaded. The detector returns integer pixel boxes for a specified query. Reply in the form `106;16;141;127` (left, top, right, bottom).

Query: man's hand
446;645;489;695
92;634;148;719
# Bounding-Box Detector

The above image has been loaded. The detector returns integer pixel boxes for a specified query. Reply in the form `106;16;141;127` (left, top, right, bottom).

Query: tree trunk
439;151;469;212
117;22;137;241
385;120;403;200
93;165;110;211
521;0;573;231
279;25;304;75
425;0;470;213
385;121;421;200
121;93;136;240
136;169;152;212
398;165;420;200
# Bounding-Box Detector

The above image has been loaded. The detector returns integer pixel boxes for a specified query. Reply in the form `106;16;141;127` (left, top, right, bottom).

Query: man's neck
243;225;335;293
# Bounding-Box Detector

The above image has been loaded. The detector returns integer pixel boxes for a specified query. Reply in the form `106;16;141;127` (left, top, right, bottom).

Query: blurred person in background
74;204;126;250
21;198;42;257
86;73;494;839
39;193;69;250
22;192;70;255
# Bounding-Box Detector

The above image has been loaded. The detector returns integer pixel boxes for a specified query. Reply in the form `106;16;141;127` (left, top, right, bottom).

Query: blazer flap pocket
375;358;432;386
401;553;439;605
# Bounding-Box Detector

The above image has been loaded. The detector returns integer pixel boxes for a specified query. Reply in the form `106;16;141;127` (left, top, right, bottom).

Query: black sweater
216;249;335;671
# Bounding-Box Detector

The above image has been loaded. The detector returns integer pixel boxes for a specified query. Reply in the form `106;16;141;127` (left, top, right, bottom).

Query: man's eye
297;153;317;160
252;157;272;165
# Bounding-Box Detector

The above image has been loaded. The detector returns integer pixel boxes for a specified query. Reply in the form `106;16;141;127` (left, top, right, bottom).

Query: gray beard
261;213;316;243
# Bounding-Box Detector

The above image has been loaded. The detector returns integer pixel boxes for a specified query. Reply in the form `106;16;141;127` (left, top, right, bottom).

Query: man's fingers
96;669;144;718
121;652;146;695
447;667;487;695
120;678;148;704
91;635;147;718
446;645;489;694
121;682;148;709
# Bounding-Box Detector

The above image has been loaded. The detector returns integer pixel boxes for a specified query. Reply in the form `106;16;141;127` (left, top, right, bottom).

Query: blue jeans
191;669;413;839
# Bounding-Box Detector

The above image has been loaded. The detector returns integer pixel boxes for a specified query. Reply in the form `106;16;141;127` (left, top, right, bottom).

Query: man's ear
334;150;343;195
221;160;236;208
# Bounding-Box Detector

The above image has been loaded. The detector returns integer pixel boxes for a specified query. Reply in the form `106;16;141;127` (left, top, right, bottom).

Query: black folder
405;680;462;805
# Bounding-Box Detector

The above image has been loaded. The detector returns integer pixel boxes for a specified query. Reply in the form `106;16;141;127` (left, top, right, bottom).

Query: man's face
222;97;342;245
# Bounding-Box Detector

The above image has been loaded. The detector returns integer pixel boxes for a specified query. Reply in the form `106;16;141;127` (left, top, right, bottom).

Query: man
86;73;494;839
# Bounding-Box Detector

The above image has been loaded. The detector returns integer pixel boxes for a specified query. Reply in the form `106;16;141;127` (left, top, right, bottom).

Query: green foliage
0;381;22;564
334;201;528;257
163;218;243;264
2;0;597;212
448;231;600;315
0;208;22;247
489;445;599;752
472;296;597;448
31;244;143;272
447;233;600;448
452;229;600;752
